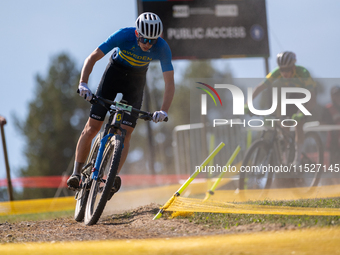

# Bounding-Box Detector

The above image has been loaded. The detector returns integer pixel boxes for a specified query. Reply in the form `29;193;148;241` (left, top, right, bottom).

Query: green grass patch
246;197;340;208
0;210;74;223
175;197;340;229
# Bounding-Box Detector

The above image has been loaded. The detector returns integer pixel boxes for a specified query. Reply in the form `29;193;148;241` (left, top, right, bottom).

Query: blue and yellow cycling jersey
263;65;316;90
98;27;173;73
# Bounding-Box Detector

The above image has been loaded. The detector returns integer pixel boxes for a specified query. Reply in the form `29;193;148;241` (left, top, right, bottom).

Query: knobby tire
84;134;123;225
74;132;103;222
239;139;274;191
292;131;324;192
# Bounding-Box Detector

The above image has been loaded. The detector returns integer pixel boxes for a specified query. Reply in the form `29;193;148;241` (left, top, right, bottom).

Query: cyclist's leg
117;124;134;174
294;119;305;164
75;118;103;163
286;103;305;165
117;70;146;174
116;99;142;175
103;65;146;193
68;61;118;188
67;118;103;188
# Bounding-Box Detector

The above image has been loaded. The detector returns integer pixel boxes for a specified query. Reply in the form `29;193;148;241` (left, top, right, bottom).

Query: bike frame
80;95;164;184
91;109;126;181
257;123;295;168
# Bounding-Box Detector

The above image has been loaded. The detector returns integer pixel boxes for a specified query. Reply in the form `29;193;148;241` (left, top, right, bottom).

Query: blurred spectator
322;86;340;166
0;116;6;126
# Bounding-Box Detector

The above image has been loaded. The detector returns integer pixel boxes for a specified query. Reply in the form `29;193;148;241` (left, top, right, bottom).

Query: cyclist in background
67;12;175;189
322;86;340;166
247;51;317;165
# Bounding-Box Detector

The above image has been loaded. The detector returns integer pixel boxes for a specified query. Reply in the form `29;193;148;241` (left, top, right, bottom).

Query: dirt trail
0;204;296;243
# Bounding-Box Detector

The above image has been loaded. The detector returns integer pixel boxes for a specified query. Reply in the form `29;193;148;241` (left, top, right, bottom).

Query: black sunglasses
138;34;158;45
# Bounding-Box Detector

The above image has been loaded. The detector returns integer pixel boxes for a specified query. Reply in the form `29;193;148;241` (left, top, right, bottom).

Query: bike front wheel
74;132;103;222
292;131;324;190
84;134;123;225
239;139;274;192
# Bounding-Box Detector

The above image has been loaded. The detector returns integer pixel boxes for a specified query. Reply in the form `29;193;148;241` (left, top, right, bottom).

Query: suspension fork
91;133;114;181
90;110;126;181
259;129;277;166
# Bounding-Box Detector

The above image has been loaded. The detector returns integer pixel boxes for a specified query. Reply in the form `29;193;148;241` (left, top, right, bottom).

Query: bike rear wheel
239;139;274;192
84;134;123;225
292;131;323;190
74;132;103;222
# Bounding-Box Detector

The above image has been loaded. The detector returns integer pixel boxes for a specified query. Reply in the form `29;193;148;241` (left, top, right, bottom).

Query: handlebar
77;90;167;122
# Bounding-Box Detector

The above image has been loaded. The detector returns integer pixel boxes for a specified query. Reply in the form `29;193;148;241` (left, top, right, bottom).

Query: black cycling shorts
90;59;147;128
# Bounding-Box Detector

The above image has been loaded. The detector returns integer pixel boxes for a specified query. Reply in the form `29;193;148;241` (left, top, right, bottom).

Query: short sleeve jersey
98;27;173;73
263;65;316;91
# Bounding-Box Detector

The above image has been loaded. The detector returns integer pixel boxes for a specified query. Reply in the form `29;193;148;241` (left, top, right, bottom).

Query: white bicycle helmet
136;12;163;39
277;51;296;68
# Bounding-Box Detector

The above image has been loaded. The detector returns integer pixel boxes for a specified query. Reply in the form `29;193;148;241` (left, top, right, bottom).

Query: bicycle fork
91;133;114;181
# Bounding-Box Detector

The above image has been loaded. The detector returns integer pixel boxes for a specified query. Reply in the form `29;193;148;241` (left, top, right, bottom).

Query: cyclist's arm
160;70;175;113
252;69;280;100
252;82;268;100
80;48;105;84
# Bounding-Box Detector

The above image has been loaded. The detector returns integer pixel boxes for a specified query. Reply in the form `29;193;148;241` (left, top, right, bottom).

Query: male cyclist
322;86;340;166
248;51;317;165
67;12;175;189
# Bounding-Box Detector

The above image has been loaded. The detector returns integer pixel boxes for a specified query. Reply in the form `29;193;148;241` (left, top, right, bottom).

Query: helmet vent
157;24;161;36
154;24;158;37
141;21;145;34
145;22;149;36
150;24;154;37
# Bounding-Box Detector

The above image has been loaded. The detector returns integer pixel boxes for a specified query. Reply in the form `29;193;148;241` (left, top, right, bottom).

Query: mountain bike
73;95;167;225
239;120;323;196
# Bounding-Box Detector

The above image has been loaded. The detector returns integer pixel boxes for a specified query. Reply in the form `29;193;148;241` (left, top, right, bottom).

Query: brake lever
142;115;168;122
76;89;98;105
140;114;152;121
89;96;98;105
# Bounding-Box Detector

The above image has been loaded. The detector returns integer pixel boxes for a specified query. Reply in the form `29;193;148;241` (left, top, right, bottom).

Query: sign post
0;118;14;201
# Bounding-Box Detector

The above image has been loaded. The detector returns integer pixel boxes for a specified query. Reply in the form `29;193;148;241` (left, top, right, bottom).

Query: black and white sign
138;0;270;60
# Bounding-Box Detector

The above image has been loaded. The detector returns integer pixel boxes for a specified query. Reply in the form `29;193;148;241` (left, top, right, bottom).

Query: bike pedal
108;176;121;201
85;181;92;190
68;185;78;191
107;187;117;201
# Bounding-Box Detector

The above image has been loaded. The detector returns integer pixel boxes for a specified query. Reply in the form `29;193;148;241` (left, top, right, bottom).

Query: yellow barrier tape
0;181;221;216
212;184;340;202
166;196;340;216
2;184;340;217
162;195;176;210
1;227;340;254
170;211;194;218
0;197;75;216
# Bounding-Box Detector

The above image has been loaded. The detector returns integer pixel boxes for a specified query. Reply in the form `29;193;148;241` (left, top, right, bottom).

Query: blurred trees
14;53;88;199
